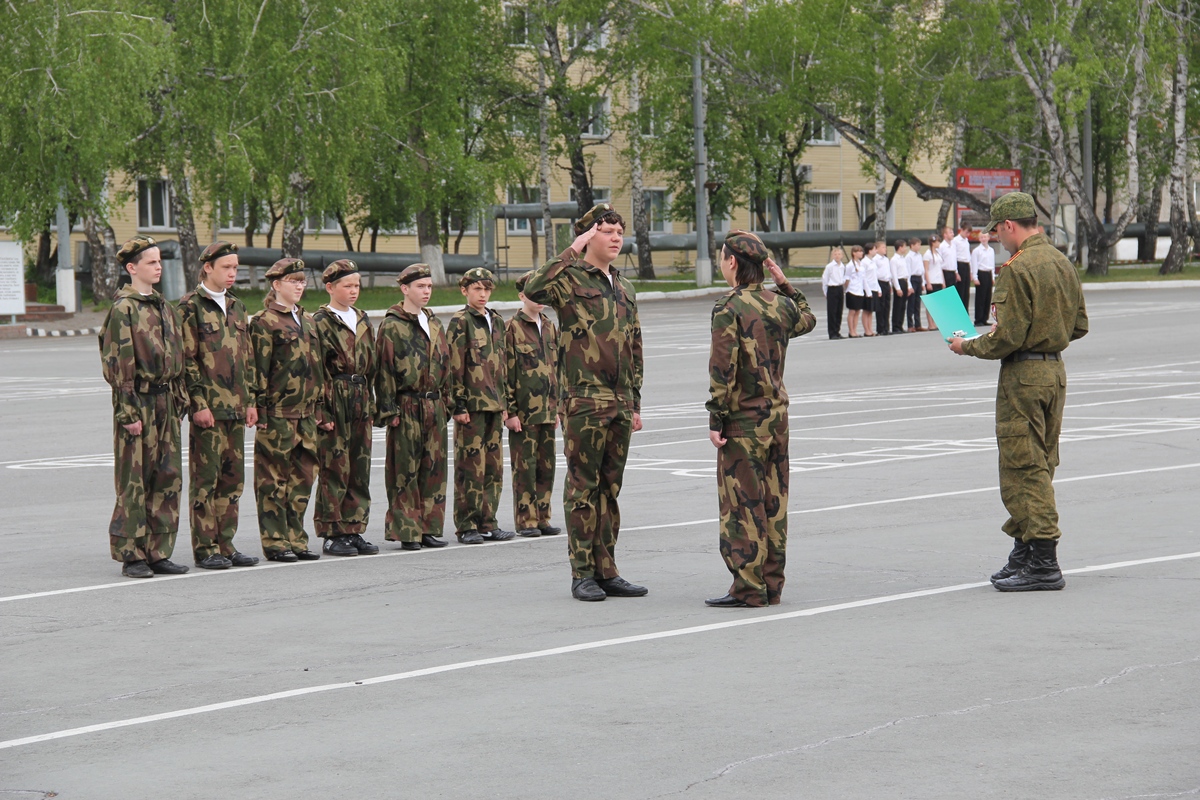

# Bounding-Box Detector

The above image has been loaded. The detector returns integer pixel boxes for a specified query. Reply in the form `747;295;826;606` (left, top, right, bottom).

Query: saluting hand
765;258;786;286
570;224;598;254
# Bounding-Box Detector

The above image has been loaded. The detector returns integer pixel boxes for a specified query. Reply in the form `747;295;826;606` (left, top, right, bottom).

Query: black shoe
122;559;154;579
538;525;562;536
705;594;749;607
994;539;1066;592
323;536;359;557
149;558;189;575
595;576;648;597
457;531;484;545
195;554;232;570
349;534;379;555
991;539;1032;583
229;552;259;567
294;549;321;561
267;550;298;563
480;528;515;541
517;528;541;538
400;541;421;551
421;534;448;548
571;578;606;602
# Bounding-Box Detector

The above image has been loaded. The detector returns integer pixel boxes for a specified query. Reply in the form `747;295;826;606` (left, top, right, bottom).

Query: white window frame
567;20;606;51
808;116;839;146
581;97;609;139
137;178;176;231
858;192;895;228
642;189;670;233
217;199;270;234
805;191;841;232
304;211;341;235
507;186;544;233
503;3;529;46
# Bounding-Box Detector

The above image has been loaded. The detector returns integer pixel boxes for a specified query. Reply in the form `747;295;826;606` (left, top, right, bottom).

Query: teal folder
920;286;982;342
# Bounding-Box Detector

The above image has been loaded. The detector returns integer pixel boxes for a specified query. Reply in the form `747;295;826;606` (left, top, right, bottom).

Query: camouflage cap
117;235;158;265
514;270;532;294
982;191;1037;233
723;230;769;266
322;259;359;284
200;240;238;265
459;267;496;288
573;202;619;236
397;263;432;285
265;257;305;280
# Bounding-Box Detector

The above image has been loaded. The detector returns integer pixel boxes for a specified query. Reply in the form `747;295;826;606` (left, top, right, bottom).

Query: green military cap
322;259;358;284
397;263;432;285
264;257;305;280
117;235;158;265
573;202;619;236
514;270;532;293
459;266;496;288
982;191;1037;233
723;229;769;265
200;240;238;264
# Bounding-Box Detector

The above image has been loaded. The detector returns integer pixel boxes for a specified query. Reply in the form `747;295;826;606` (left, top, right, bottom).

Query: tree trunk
337;211;354;251
1136;173;1166;262
873;52;888;244
167;171;202;291
566;136;593;217
36;225;54;284
1162;2;1191;275
628;70;654;279
83;210;120;301
416;207;448;286
281;173;307;260
538;57;554;263
938;116;967;230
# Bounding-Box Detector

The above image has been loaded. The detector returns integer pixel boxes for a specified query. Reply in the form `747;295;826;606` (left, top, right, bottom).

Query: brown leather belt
1004;351;1061;363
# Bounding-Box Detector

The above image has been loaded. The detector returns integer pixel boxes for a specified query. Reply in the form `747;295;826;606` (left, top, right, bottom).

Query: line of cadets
820;223;997;340
99;236;562;578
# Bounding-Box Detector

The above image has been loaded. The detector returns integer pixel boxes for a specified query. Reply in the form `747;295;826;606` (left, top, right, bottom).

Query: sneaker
122;560;154;579
267;550;298;563
149;558;189;575
538;525;562;536
229;552;259;567
421;534;449;548
516;528;541;538
479;528;515;541
457;531;485;545
348;534;379;555
195;554;232;570
323;536;359;557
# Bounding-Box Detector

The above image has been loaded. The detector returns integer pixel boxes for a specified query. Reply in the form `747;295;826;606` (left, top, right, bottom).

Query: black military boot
993;539;1066;592
990;539;1032;583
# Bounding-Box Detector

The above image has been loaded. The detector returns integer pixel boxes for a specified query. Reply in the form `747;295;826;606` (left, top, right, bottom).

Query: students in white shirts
843;244;872;338
862;242;881;336
970;230;996;325
939;226;958;290
926;231;946;330
886;239;909;335
902;237;923;332
872;240;894;335
821;246;847;339
951;222;972;310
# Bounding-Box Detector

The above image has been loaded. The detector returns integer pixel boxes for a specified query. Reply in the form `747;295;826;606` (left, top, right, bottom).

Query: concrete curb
1081;279;1200;291
25;326;101;338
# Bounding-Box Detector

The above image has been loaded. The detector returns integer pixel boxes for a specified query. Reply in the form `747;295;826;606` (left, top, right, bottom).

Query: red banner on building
955;168;1022;238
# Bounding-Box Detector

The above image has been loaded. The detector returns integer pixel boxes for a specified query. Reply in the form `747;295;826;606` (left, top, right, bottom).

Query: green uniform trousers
996;360;1066;542
384;398;448;543
189;418;245;560
509;423;557;530
109;393;182;563
453;410;503;534
254;416;317;555
315;418;372;536
716;431;789;607
563;397;632;580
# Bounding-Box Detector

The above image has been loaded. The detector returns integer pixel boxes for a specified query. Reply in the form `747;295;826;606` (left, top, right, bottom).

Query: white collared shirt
845;259;867;296
874;252;892;282
889;253;909;290
971;244;995;280
952;234;970;263
938;240;956;272
821;260;845;295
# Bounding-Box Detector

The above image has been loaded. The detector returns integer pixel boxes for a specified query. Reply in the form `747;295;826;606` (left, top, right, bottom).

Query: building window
806;192;840;232
569;187;610;206
305;211;340;234
507;186;543;233
218;200;270;233
581;98;608;138
643;190;669;232
504;3;528;46
137;179;175;230
567;21;606;50
858;192;895;228
808;117;838;145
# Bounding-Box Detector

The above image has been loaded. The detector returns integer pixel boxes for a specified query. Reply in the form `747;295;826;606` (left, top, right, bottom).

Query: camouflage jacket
374;304;449;427
99;285;186;426
250;302;326;421
961;233;1088;361
179;287;255;420
706;280;817;437
505;309;559;425
521;247;643;412
313;305;375;424
447;306;507;415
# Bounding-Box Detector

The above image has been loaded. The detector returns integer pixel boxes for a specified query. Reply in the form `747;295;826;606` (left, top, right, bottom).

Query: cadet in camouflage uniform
374;264;450;549
705;232;816;608
505;272;561;538
99;236;189;578
313;260;379;557
180;241;260;570
447;267;514;544
523;204;646;602
250;258;328;562
950;192;1088;591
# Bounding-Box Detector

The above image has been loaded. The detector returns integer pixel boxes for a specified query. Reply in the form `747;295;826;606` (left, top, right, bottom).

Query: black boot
990;539;1032;583
993;539;1066;592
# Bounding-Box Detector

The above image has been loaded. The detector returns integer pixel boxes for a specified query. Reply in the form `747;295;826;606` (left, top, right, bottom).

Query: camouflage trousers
563;397;632;580
453;410;503;534
384;398;448;543
509;423;556;530
109;393;182;563
716;431;790;607
315;417;372;536
189;418;245;560
254;415;317;555
996;360;1066;542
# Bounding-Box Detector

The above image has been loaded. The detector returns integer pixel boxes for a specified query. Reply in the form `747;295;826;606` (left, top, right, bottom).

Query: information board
0;241;26;316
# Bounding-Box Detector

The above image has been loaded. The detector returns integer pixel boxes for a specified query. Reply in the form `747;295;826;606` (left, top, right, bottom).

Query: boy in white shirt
905;237;925;332
872;240;894;335
970;230;996;325
951;222;972;309
821;246;846;340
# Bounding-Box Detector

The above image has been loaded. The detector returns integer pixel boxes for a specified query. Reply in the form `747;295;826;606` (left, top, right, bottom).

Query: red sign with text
955;168;1022;239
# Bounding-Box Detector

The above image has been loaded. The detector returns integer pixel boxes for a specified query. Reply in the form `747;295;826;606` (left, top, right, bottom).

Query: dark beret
322;259;359;284
117;236;158;265
200;241;238;265
397;263;432;285
264;257;305;280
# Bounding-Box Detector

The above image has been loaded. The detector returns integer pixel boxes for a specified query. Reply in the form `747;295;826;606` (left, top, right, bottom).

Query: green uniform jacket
521;246;643;413
447;306;507;415
505;309;559;425
250;302;326;422
313;305;376;424
374;304;449;427
99;285;186;426
960;233;1088;359
179;288;255;420
706;279;817;437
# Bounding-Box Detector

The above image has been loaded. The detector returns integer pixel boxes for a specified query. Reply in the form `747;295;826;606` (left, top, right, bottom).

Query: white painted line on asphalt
3;547;1198;752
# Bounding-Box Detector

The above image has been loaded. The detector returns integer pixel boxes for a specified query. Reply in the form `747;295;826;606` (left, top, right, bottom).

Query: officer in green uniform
99;236;190;578
949;192;1089;591
179;241;260;569
705;231;816;608
523;203;647;602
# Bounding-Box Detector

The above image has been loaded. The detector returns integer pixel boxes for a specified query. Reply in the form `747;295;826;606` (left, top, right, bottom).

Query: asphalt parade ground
1;285;1198;799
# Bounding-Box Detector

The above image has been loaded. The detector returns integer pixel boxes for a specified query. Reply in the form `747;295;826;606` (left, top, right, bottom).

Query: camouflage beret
397;263;432;285
723;230;768;266
573;202;620;236
117;235;158;265
264;257;305;280
322;259;359;284
514;271;532;293
459;267;496;288
982;191;1037;233
200;240;238;265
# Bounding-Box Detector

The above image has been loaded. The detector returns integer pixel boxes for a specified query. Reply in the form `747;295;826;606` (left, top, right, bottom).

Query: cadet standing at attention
313;260;379;557
374;264;451;550
447;267;514;544
100;236;189;578
504;272;562;538
250;258;329;562
523;203;647;602
949;193;1088;591
705;231;816;608
179;241;260;570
